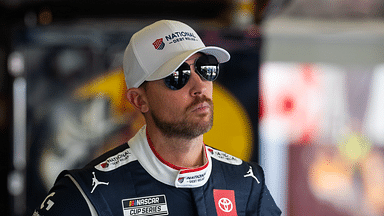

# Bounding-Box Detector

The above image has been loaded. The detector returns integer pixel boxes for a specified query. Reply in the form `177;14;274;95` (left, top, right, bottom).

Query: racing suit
34;126;281;216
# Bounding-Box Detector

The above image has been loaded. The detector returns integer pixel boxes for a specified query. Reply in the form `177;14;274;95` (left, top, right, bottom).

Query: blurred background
1;0;384;215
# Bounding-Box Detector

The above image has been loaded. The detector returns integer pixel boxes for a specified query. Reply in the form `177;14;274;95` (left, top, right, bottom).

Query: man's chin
156;119;213;139
152;109;213;139
188;117;214;136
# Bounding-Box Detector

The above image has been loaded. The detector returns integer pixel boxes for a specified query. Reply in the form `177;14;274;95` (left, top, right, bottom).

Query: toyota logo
218;198;233;212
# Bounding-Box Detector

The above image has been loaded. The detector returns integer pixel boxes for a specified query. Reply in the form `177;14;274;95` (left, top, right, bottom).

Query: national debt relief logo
152;38;165;50
122;195;168;216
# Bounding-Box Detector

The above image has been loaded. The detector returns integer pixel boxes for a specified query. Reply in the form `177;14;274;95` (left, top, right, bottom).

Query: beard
151;96;214;139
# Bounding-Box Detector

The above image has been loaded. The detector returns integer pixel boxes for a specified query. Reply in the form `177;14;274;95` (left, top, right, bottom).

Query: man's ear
126;88;149;113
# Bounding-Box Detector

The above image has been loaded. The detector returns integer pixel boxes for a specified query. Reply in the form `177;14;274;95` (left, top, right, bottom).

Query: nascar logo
122;195;168;216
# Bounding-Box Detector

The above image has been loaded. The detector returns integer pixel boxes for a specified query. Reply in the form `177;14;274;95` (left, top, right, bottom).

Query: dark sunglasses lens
164;63;191;90
195;55;219;81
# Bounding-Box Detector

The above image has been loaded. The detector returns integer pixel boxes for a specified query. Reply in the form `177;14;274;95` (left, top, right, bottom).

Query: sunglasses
164;54;219;90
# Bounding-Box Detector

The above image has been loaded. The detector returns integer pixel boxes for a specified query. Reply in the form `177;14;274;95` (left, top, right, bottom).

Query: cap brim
146;46;230;82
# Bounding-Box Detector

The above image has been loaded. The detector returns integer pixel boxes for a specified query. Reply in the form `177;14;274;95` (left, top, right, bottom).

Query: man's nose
189;70;208;96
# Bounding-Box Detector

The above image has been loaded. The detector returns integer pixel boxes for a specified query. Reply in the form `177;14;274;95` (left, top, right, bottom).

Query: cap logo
165;31;197;43
153;32;198;51
153;38;165;50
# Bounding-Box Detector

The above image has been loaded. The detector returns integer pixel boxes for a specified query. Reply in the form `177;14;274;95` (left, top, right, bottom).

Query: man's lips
191;102;211;112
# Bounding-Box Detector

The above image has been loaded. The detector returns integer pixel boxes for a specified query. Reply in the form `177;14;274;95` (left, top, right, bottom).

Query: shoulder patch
95;148;137;171
207;147;243;165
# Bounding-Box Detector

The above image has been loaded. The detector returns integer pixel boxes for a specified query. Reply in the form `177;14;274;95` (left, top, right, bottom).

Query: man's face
144;53;214;139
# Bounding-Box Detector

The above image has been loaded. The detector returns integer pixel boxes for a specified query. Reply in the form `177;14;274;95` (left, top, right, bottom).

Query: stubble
151;96;214;139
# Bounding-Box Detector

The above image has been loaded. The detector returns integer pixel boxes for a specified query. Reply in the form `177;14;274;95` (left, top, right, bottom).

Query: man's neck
146;125;206;169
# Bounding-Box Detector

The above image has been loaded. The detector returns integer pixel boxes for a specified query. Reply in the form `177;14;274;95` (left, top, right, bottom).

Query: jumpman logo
91;172;109;193
244;166;260;184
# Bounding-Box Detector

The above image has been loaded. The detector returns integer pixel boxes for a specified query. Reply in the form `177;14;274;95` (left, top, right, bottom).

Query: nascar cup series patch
122;195;169;216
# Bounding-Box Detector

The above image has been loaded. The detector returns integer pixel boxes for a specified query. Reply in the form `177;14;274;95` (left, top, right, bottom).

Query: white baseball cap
123;20;230;89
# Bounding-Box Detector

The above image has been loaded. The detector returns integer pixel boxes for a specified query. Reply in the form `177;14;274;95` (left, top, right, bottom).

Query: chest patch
213;189;238;216
207;147;242;165
95;148;136;172
122;195;169;216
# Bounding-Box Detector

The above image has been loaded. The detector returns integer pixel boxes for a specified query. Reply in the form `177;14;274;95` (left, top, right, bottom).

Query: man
34;20;281;216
